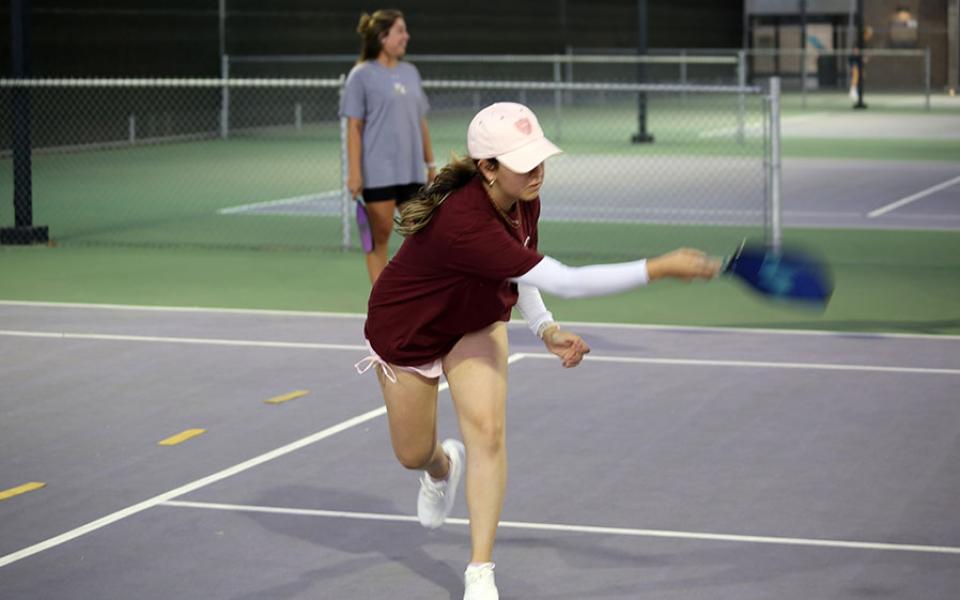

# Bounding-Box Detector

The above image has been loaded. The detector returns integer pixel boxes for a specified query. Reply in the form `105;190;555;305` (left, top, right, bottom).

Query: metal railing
0;76;780;257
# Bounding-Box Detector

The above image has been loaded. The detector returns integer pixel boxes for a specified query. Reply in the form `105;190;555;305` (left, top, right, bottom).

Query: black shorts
363;182;424;205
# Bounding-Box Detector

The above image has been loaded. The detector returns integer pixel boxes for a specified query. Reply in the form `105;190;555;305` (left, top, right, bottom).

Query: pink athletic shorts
354;339;443;382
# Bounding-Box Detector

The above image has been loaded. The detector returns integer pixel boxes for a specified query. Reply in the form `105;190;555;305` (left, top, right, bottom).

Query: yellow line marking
158;429;206;446
0;482;46;501
264;390;309;405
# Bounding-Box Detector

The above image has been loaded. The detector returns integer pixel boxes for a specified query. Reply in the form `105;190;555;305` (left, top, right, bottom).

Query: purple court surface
1;302;958;599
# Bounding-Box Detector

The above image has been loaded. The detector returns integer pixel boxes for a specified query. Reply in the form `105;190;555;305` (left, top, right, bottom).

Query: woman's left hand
542;326;590;368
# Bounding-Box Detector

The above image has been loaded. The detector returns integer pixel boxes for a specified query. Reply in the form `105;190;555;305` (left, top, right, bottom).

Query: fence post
768;77;782;251
553;59;563;142
680;49;688;85
220;54;230;139
1;0;49;245
737;50;747;144
339;75;351;252
924;46;931;111
801;48;808;109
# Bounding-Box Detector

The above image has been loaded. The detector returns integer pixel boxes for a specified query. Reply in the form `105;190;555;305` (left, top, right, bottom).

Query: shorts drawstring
354;355;397;383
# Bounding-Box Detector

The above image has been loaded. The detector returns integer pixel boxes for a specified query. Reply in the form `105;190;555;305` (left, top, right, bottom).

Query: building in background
743;0;955;92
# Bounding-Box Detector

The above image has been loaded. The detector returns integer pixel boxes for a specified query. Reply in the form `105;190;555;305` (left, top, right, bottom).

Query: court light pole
1;0;48;245
632;0;655;144
853;0;868;109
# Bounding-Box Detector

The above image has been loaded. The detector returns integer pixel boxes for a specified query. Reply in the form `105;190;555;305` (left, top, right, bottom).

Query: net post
339;75;351;252
924;46;931;111
768;76;782;252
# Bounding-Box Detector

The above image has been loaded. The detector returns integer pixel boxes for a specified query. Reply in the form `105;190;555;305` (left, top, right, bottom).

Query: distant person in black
848;48;864;104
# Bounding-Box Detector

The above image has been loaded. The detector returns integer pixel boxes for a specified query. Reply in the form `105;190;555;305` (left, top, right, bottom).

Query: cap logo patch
514;118;532;135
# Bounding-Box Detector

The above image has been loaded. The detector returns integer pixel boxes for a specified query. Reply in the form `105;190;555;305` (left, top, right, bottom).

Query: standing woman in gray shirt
341;9;436;283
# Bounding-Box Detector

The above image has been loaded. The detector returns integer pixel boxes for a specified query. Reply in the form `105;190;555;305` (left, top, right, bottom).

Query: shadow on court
232;485;465;600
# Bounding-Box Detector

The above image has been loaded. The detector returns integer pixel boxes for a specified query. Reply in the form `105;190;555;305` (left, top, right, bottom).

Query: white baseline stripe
160;500;960;556
519;352;960;376
0;354;524;569
0;330;366;351
868;174;960;218
3;300;960;341
5;331;955;374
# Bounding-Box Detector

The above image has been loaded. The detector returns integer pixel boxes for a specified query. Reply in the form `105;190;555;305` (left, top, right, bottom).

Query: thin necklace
489;195;521;229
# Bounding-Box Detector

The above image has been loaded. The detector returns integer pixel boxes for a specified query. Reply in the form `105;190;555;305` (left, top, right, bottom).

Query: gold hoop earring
487;178;496;187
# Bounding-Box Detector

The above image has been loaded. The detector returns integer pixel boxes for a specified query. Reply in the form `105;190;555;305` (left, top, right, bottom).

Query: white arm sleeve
511;255;649;299
515;284;555;338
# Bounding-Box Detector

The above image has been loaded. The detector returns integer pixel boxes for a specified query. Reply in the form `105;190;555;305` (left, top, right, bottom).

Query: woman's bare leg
442;321;509;564
377;365;448;480
364;200;397;284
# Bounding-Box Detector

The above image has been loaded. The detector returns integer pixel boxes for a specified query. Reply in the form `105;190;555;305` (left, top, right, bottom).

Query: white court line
0;330;366;351
520;352;960;376
4;330;956;374
697;113;827;139
160;500;960;556
3;300;960;341
218;189;341;215
0;354;525;569
868;174;960;218
0;407;386;568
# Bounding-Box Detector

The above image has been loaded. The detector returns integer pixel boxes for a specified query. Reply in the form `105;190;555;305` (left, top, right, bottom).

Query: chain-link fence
228;49;942;111
227;53;744;86
1;76;777;260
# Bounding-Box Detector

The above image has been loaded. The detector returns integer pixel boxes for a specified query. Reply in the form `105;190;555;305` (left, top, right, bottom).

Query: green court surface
2;225;958;335
782;138;960;162
1;93;958;335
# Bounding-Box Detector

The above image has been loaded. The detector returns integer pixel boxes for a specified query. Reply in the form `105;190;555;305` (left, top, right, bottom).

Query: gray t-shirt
339;61;430;188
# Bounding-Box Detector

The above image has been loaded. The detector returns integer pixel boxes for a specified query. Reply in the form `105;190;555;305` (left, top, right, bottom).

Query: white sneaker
417;438;465;529
464;563;498;600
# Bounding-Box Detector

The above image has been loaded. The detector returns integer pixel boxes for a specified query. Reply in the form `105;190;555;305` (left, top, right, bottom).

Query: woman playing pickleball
355;102;719;600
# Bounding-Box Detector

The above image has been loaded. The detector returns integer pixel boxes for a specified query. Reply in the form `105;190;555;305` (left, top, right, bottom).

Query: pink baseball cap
467;102;563;173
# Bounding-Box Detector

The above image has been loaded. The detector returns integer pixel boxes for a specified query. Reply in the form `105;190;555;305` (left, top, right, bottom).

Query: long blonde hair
355;9;404;62
396;156;496;237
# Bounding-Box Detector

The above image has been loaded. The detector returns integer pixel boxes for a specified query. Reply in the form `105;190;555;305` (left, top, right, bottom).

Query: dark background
0;1;743;77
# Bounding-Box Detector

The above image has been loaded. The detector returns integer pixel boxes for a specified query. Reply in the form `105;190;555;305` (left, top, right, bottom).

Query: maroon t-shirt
365;176;544;365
